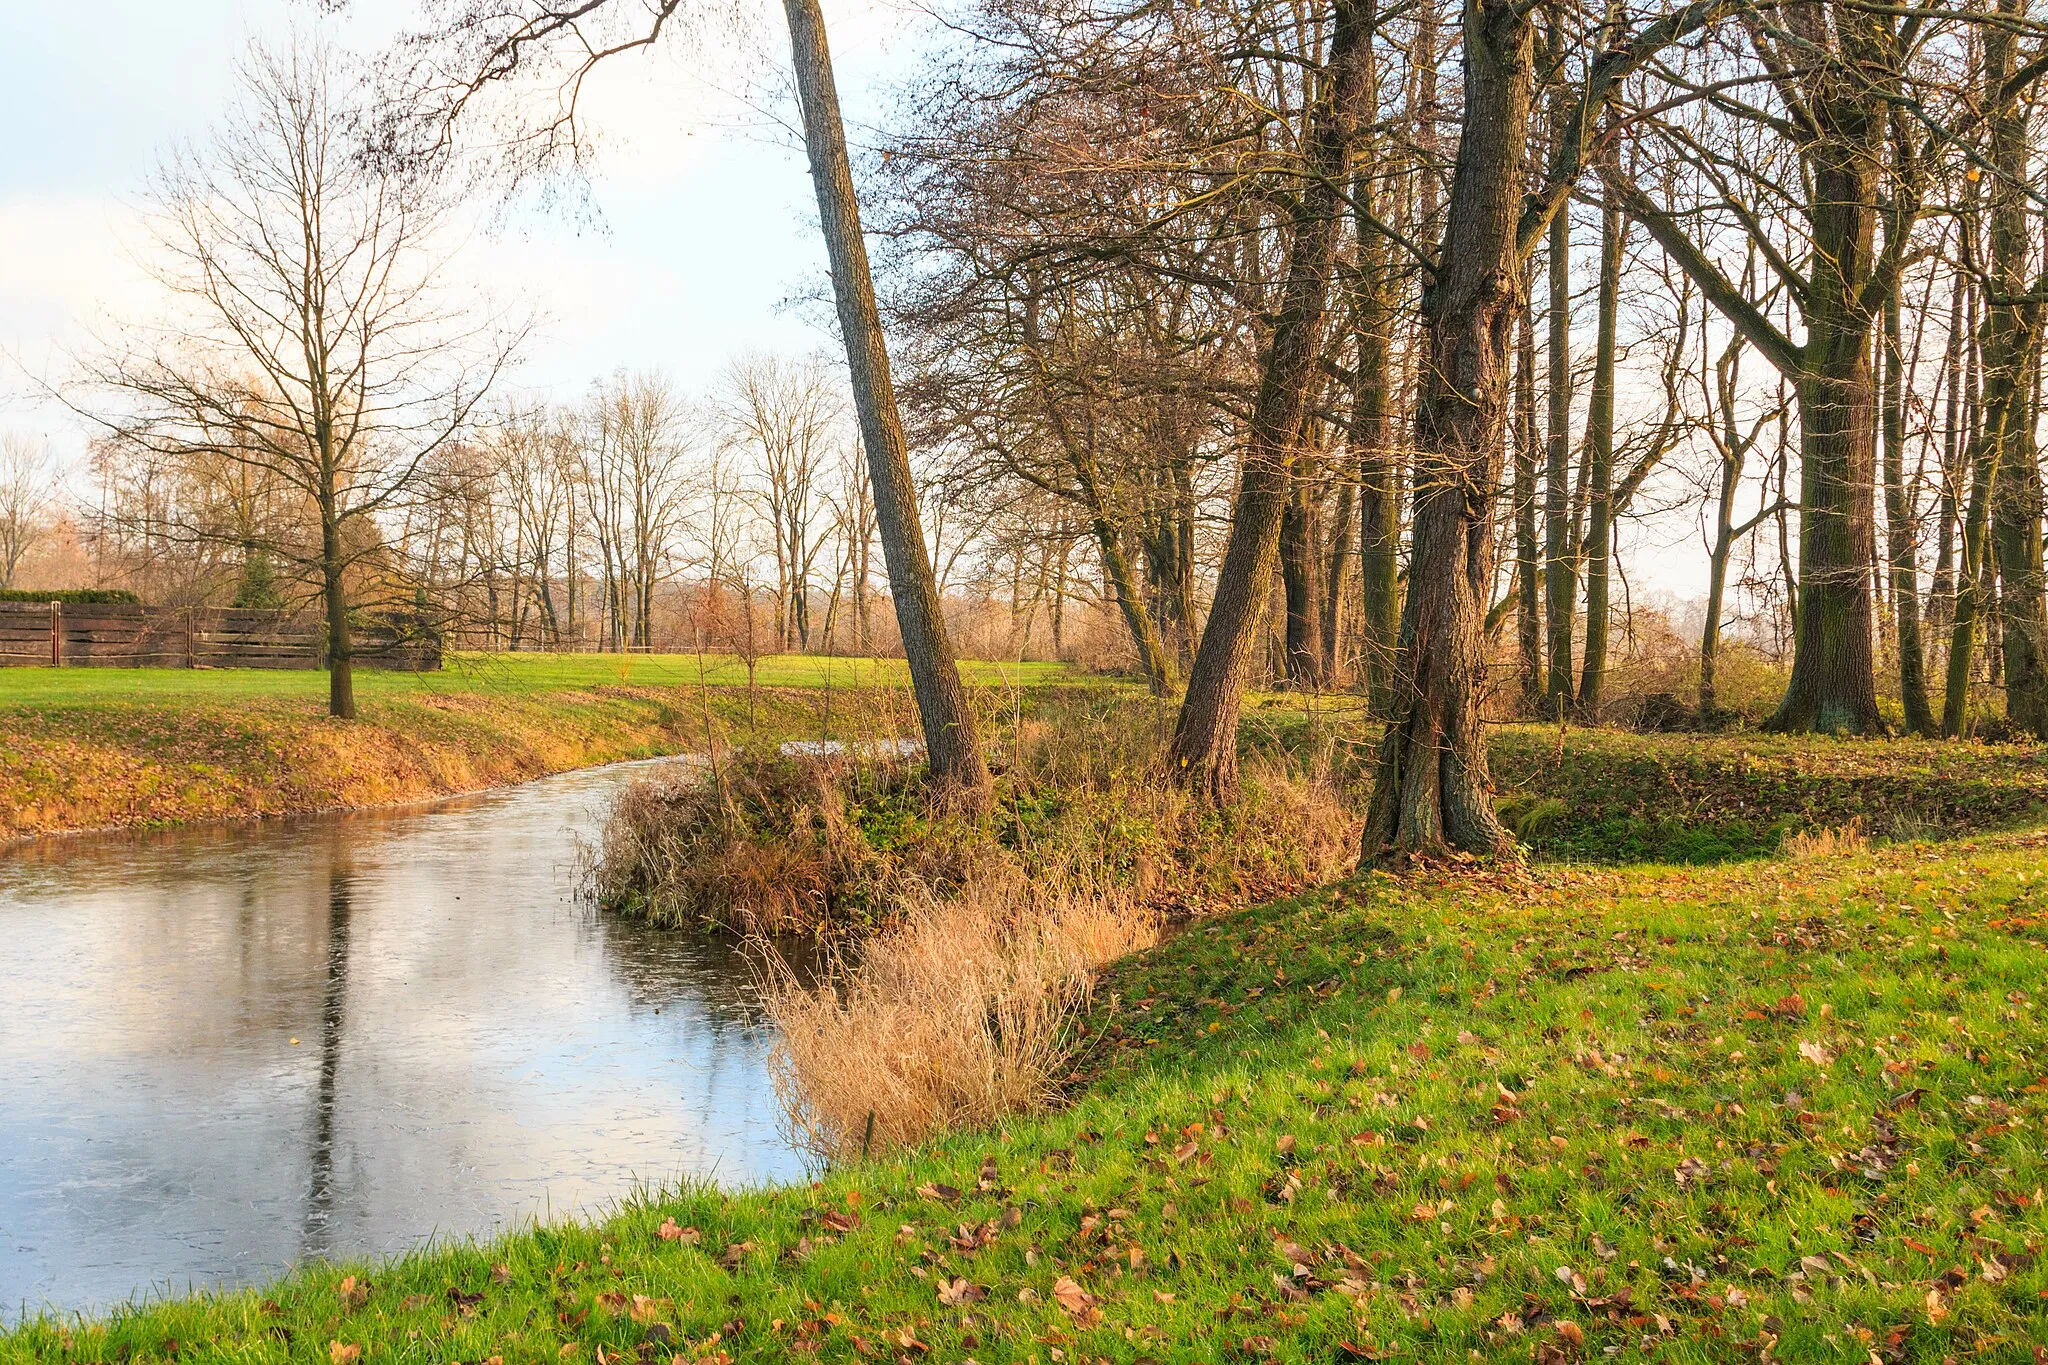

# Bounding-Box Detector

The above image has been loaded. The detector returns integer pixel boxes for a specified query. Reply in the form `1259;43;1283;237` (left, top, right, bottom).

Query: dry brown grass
1782;816;1870;858
760;869;1160;1163
589;690;1359;1159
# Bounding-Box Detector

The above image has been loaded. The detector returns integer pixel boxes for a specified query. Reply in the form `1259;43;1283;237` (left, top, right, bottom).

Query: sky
0;0;1726;604
0;0;922;475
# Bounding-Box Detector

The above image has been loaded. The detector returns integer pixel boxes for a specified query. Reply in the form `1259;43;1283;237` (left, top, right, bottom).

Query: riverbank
6;823;2043;1360
0;654;1079;840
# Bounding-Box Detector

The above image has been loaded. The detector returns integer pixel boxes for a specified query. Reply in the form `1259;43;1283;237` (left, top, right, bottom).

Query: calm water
0;760;806;1321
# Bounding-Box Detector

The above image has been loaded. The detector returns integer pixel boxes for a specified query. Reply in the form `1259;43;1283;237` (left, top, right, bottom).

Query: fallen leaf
1799;1040;1835;1067
656;1218;700;1245
329;1344;360;1365
1051;1275;1100;1324
937;1277;987;1306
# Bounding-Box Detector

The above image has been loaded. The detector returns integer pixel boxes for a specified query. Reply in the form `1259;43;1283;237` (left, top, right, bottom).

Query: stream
0;759;805;1321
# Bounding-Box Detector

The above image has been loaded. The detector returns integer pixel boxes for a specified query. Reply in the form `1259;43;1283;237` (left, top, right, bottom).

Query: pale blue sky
0;0;920;468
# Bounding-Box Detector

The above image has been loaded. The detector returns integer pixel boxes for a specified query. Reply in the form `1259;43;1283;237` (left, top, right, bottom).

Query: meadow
0;655;1079;839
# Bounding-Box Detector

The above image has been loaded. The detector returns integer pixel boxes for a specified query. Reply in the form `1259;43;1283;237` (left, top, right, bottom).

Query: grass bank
7;824;2044;1361
0;653;1082;840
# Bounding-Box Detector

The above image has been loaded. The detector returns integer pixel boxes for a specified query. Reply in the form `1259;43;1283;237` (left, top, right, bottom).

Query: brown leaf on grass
1773;994;1808;1019
719;1241;754;1270
336;1276;370;1310
1798;1040;1835;1067
657;1217;701;1244
818;1209;861;1233
1052;1274;1101;1324
1674;1156;1709;1188
916;1182;962;1203
491;1264;513;1285
936;1276;987;1306
628;1295;671;1323
329;1343;360;1365
1555;1321;1585;1346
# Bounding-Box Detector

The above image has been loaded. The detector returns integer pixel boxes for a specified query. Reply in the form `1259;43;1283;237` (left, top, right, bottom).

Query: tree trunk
1321;453;1357;682
1883;288;1936;734
1362;0;1529;861
1514;291;1543;705
1700;458;1738;721
1576;183;1621;716
320;489;356;721
1542;111;1577;719
1090;506;1176;695
1280;471;1328;687
1168;0;1372;801
783;0;990;803
1354;225;1401;713
1983;0;2048;737
1767;128;1885;733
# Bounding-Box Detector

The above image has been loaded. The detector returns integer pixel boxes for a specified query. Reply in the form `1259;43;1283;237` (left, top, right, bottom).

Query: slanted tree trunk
1168;0;1372;801
1576;182;1622;716
783;0;990;803
1362;0;1531;860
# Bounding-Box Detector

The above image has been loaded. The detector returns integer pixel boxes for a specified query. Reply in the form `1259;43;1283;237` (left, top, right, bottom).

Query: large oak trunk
1361;0;1527;860
784;0;991;802
1767;122;1886;734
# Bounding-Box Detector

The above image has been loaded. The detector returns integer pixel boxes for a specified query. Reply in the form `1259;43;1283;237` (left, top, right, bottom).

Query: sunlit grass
0;652;1087;710
7;829;2044;1360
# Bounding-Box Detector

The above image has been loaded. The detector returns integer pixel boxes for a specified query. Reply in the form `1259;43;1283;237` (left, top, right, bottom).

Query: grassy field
0;654;1086;839
0;653;1079;709
6;821;2044;1361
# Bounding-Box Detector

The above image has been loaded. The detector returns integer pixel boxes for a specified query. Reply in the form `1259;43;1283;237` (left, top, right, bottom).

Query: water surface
0;760;804;1320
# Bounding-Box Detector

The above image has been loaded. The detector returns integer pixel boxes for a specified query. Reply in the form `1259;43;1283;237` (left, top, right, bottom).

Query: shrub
0;588;142;605
590;691;1359;937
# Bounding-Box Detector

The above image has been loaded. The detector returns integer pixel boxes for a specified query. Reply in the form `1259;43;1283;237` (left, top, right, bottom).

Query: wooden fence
0;602;439;671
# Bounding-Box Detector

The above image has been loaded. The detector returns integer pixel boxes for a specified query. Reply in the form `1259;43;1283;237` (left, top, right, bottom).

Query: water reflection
0;760;805;1320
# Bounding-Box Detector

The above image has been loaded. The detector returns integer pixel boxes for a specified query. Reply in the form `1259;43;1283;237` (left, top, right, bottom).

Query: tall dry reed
760;871;1159;1164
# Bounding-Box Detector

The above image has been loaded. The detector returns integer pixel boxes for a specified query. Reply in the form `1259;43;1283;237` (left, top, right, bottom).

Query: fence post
185;607;196;669
49;600;61;667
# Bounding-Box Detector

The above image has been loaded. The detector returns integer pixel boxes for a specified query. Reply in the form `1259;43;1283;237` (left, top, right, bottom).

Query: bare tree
0;434;59;589
79;38;519;716
719;353;839;651
585;371;694;650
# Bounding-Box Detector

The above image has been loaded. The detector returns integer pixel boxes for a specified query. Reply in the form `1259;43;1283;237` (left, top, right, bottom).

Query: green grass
9;826;2045;1362
1488;726;2048;864
0;653;1085;710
